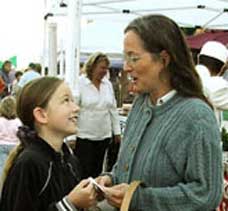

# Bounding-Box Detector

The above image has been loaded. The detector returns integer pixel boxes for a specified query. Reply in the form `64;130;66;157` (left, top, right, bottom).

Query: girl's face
43;82;80;138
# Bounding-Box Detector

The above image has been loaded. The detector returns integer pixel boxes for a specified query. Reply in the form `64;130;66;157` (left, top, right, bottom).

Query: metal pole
65;0;82;97
42;0;48;76
48;22;58;76
59;39;65;78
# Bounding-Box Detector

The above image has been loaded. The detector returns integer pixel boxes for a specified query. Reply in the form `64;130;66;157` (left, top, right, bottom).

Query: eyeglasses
123;54;142;66
123;51;162;66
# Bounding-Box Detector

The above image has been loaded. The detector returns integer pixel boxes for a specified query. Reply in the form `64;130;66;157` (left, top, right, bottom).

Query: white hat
200;41;228;63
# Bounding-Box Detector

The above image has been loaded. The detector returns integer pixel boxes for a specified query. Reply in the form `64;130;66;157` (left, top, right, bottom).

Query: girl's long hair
1;76;63;186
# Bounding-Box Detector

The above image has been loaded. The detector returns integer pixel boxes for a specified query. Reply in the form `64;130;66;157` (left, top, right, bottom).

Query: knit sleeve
130;109;223;210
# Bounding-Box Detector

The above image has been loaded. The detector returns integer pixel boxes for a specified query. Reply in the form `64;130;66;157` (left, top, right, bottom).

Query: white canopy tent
81;0;228;50
44;0;228;92
82;0;228;29
49;0;228;52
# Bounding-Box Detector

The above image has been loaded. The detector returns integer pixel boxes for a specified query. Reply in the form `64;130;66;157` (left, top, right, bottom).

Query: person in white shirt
74;52;121;179
195;41;228;127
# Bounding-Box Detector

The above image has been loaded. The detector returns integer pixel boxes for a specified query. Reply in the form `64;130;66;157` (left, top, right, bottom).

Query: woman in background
74;52;121;179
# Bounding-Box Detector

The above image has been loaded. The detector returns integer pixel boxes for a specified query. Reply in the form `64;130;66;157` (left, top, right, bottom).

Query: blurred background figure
222;62;228;82
0;61;13;98
74;52;121;179
195;41;228;125
11;71;23;96
0;96;21;175
0;76;5;97
17;62;41;88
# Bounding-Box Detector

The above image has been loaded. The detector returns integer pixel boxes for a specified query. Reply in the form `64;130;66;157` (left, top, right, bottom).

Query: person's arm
203;77;228;110
1;160;96;211
49;180;96;211
0;75;5;94
49;197;79;211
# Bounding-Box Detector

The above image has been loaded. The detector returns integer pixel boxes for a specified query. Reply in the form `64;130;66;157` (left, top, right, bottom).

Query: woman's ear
160;50;170;67
33;107;48;124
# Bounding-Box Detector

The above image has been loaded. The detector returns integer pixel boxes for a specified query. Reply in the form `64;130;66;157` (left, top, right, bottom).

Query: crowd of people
0;61;41;99
0;14;227;211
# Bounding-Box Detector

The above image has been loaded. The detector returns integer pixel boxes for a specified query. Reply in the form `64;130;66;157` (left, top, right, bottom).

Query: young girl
0;96;21;175
0;76;97;211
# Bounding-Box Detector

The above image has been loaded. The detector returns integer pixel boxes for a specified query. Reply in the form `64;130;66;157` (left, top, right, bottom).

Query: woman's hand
95;175;113;201
67;179;97;208
104;183;129;208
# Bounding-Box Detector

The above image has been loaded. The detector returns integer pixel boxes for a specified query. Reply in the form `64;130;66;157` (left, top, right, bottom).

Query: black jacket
0;136;81;211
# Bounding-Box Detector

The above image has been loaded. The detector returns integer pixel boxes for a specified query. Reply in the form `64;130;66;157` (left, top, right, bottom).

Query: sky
0;0;44;68
0;0;125;69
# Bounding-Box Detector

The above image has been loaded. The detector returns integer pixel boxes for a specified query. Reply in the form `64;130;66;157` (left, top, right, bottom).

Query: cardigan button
124;164;129;171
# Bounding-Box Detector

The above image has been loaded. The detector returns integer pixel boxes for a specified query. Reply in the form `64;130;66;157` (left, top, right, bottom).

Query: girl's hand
67;179;97;208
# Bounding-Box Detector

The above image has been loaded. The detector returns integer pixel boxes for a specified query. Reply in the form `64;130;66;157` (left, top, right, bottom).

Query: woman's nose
123;61;132;72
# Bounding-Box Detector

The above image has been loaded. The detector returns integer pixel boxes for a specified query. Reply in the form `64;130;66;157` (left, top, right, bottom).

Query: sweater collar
155;90;177;106
144;93;182;115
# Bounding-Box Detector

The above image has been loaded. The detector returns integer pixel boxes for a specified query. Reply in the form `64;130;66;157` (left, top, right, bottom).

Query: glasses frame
123;53;142;66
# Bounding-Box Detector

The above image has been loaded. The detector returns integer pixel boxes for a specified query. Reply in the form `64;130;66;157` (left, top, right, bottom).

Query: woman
74;52;121;179
98;15;223;210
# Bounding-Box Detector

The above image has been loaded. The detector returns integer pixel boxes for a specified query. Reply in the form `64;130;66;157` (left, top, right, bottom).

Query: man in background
196;41;228;127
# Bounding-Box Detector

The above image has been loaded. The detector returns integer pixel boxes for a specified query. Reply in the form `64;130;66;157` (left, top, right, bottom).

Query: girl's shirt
0;136;82;211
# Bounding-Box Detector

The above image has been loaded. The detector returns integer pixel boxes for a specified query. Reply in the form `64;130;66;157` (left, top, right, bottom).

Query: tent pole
65;0;82;97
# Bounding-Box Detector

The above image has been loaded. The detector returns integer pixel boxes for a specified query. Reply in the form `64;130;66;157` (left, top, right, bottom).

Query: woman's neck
92;78;101;89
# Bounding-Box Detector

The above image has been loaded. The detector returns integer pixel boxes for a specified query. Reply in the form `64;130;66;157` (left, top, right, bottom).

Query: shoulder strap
120;181;141;211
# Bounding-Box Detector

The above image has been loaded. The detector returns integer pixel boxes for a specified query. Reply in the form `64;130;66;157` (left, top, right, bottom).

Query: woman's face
123;30;164;94
92;60;109;81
